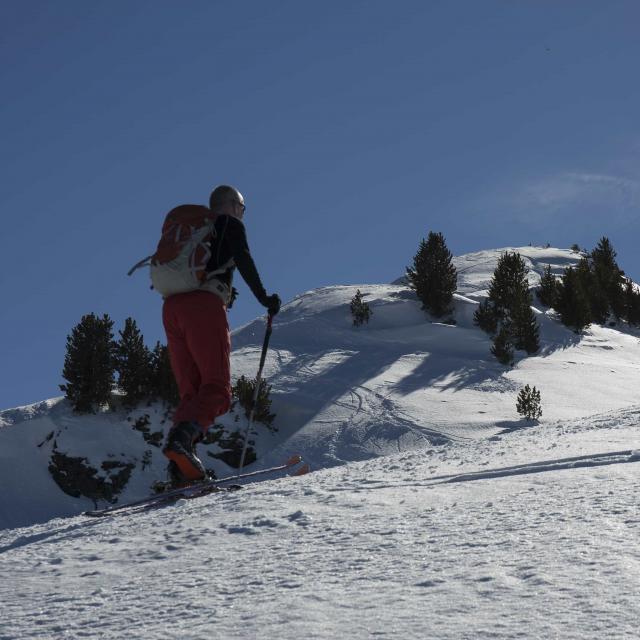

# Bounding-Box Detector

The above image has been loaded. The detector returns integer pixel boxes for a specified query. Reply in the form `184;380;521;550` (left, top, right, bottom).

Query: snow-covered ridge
2;246;640;531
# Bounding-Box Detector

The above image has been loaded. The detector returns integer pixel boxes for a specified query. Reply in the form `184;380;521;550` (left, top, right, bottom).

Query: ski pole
238;313;274;472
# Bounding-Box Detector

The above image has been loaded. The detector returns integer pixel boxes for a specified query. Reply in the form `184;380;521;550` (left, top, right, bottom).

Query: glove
262;293;281;316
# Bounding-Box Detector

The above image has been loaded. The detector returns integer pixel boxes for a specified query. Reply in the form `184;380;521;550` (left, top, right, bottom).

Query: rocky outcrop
48;450;134;504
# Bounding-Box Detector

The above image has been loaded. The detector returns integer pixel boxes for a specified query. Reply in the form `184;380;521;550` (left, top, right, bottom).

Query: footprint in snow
287;510;312;526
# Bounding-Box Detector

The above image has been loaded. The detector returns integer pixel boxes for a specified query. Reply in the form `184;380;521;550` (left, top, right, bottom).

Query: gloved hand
262;293;281;316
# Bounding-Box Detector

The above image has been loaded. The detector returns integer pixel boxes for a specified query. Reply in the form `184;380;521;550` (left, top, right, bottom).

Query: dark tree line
537;237;640;333
61;314;179;413
61;315;276;428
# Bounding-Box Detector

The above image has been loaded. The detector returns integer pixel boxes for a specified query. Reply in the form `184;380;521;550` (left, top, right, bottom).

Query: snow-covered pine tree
537;264;559;308
60;313;116;413
516;384;542;421
556;266;592;333
150;342;180;407
406;231;457;318
115;317;153;409
350;289;372;326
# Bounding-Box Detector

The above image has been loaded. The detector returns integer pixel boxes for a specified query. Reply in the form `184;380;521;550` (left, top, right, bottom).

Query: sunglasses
231;200;246;213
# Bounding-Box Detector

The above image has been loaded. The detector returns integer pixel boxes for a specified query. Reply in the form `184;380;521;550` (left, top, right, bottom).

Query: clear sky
2;0;639;410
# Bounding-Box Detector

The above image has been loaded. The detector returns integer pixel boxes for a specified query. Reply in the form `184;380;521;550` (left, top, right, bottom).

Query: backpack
128;204;232;298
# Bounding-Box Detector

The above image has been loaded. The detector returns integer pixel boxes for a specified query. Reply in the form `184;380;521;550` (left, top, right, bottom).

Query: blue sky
1;0;639;409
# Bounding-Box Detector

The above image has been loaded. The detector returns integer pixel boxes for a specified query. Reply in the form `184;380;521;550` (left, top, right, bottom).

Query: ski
84;454;309;518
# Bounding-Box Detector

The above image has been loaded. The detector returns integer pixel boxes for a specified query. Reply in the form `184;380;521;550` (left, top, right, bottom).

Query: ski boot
162;421;207;482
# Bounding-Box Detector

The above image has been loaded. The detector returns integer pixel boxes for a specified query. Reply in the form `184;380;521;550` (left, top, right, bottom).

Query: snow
1;246;640;639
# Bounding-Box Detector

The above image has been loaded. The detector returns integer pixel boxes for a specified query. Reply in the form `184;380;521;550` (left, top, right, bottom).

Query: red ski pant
162;291;231;431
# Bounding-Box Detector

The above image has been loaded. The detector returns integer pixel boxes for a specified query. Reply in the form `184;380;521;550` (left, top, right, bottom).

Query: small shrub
350;289;372;326
516;385;542;421
232;375;276;430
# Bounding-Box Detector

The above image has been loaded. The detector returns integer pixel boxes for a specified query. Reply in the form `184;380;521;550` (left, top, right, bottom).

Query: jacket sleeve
224;217;268;304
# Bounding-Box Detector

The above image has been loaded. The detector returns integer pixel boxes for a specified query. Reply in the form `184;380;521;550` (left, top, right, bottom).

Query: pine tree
590;237;625;320
516;385;542;421
537;264;559;308
569;257;604;325
476;252;539;361
115;317;153;409
557;239;625;330
485;252;529;322
350;289;372;326
60;313;116;413
150;342;180;407
623;278;640;326
512;297;540;354
474;298;498;334
406;231;457;318
491;324;514;366
231;375;276;430
556;266;592;333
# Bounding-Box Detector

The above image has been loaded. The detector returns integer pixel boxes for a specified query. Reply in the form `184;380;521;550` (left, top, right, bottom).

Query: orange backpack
128;205;231;297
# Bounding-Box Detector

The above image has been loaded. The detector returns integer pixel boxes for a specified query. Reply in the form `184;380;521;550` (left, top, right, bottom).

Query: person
162;185;281;482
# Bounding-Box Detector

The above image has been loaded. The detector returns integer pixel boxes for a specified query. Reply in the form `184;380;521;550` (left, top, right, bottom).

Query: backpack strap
127;255;153;276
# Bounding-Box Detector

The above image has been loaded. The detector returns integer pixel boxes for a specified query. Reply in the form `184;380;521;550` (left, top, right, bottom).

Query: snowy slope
1;411;639;639
233;246;640;467
3;246;640;531
2;246;640;638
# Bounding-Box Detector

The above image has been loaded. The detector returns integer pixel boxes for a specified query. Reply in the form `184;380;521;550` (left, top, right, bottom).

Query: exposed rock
131;414;164;447
205;428;256;468
48;450;134;504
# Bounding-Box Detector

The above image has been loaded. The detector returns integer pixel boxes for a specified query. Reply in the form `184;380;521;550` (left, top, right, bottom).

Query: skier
161;185;281;482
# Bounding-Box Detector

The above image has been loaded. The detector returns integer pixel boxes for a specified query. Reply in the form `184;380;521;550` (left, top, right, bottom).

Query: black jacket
206;214;267;304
